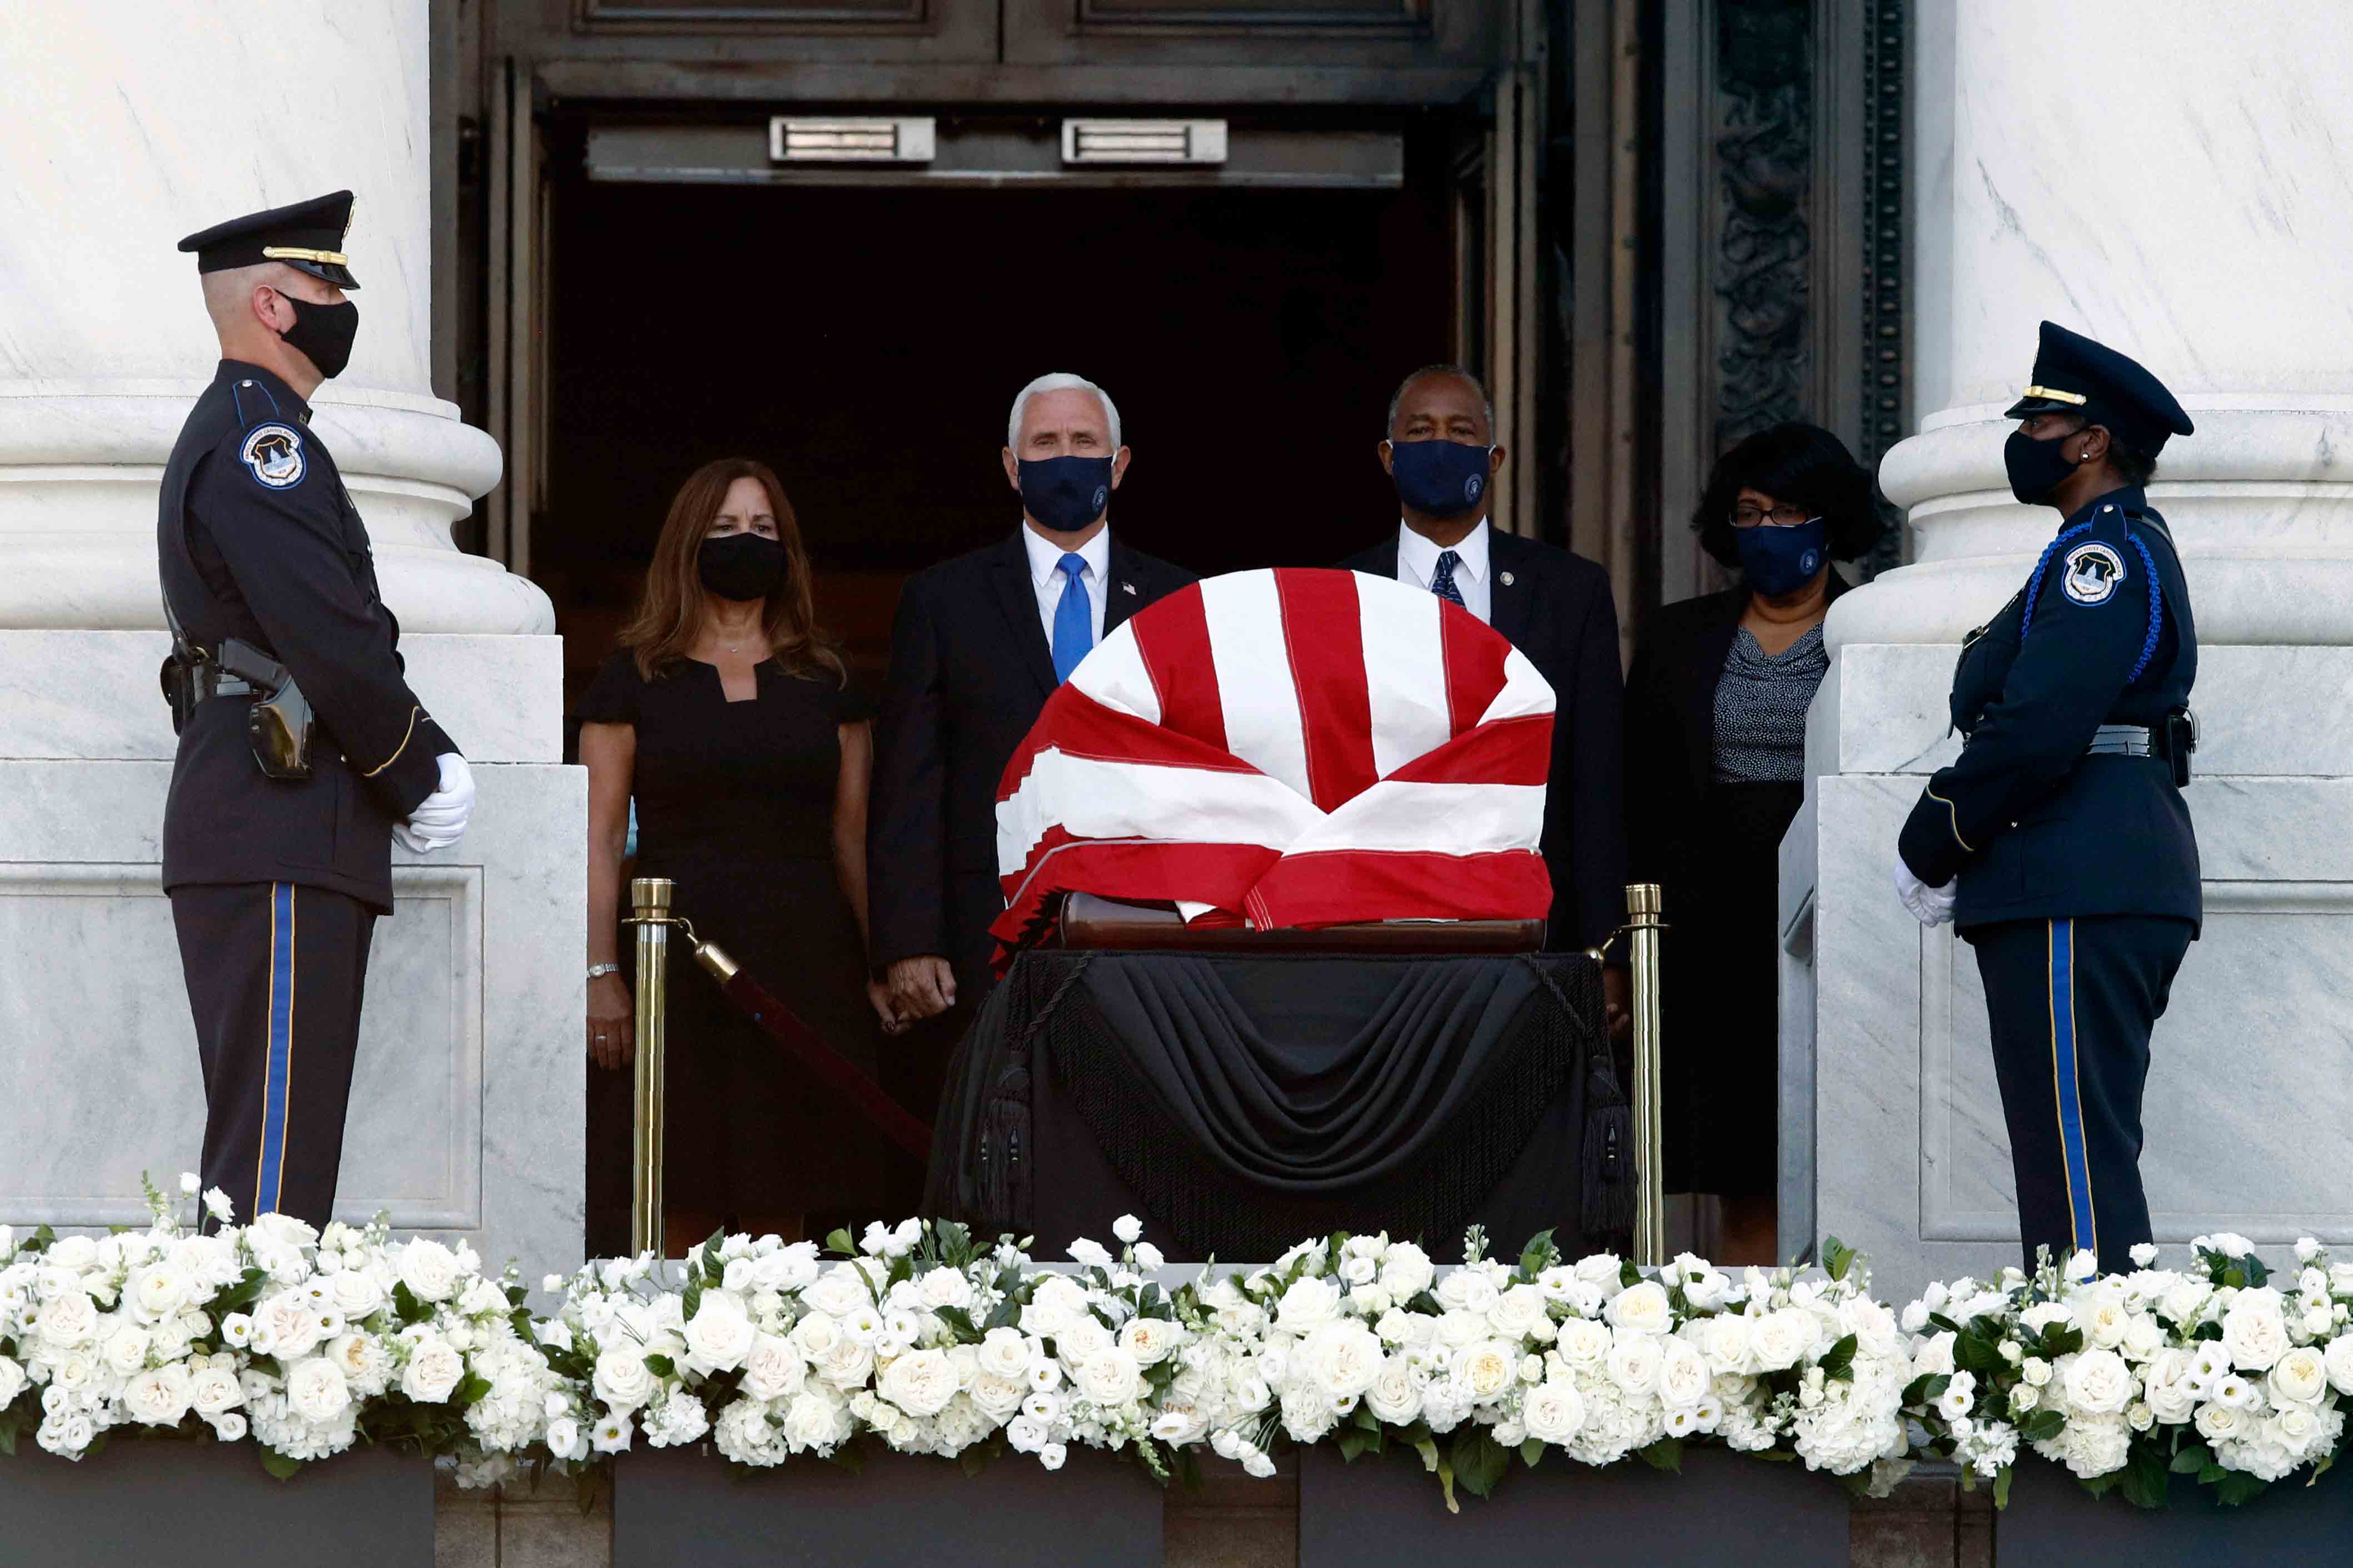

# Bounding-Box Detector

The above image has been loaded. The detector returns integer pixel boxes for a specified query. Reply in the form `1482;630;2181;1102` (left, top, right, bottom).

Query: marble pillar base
0;631;584;1276
1783;643;2353;1292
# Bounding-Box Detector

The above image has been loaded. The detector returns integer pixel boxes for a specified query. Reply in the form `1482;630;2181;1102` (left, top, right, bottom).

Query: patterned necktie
1430;548;1467;608
1052;553;1093;683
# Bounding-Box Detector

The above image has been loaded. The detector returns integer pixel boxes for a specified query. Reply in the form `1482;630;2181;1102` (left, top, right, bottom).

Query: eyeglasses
1730;503;1818;529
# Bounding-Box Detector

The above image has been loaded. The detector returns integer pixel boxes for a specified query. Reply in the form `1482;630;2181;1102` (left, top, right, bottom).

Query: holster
216;639;315;781
2163;709;2198;789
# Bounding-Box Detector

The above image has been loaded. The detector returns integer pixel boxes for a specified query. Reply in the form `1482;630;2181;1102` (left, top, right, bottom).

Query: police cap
178;191;360;290
2003;320;2190;456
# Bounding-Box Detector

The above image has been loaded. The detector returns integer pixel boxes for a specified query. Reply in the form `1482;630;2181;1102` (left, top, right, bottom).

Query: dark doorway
542;159;1456;697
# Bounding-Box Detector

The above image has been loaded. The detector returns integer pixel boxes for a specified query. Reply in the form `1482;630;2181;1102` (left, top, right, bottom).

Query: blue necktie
1052;554;1093;683
1430;549;1467;608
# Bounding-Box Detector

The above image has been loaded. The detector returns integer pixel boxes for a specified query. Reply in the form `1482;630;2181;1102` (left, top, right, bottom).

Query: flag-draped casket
991;568;1555;970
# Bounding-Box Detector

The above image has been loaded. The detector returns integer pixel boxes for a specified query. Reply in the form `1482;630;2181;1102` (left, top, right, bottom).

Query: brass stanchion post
629;877;674;1257
1626;883;1667;1267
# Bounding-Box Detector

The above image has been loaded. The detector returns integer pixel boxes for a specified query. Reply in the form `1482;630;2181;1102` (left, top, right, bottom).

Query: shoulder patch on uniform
238;423;306;490
2060;541;2126;606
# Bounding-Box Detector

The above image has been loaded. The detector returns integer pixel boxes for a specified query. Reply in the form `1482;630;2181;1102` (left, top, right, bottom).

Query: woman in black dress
1623;423;1886;1264
579;458;896;1252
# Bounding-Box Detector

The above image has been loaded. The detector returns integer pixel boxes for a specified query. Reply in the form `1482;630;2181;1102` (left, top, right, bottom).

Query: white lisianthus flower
0;1356;28;1410
593;1412;634;1453
1520;1378;1588;1443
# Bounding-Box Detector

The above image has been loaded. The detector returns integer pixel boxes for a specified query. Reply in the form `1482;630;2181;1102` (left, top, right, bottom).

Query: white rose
1276;1277;1342;1334
103;1324;153;1376
122;1363;194;1427
1056;1315;1112;1360
127;1264;192;1325
1113;1214;1144;1245
255;1291;326;1360
815;1333;875;1390
1073;1346;1142;1406
1655;1338;1712;1408
1605;1282;1673;1336
328;1331;389;1392
879;1348;959;1417
803;1265;875;1321
286;1357;352;1423
593;1346;658;1412
1453;1340;1519;1403
916;1268;974;1313
1489;1285;1554;1342
2194;1402;2247;1443
1555;1317;1613;1370
1605;1333;1665;1396
2321;1336;2353;1396
2061;1349;2133;1416
2222;1291;2291;1372
37;1291;100;1348
782;1390;850;1453
740;1334;809;1403
1301;1321;1384;1401
395;1241;460;1305
187;1360;243;1416
1120;1316;1181;1367
1689;1315;1758;1376
1340;1256;1378;1287
789;1311;842;1359
976;1327;1037;1383
1520;1378;1587;1443
325;1270;384;1323
2270;1346;2329;1406
970;1372;1027;1420
399;1336;466;1403
1366;1357;1424;1425
2073;1287;2131;1350
684;1292;757;1374
1751;1309;1817;1373
1379;1245;1435;1300
0;1356;26;1408
1435;1271;1499;1316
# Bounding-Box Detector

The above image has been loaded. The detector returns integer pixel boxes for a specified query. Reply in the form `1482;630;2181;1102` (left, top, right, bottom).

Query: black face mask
697;533;788;603
1017;455;1116;535
2004;429;2082;506
276;290;360;381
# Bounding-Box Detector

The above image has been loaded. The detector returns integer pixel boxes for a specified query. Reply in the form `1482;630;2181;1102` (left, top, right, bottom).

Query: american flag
991;567;1555;970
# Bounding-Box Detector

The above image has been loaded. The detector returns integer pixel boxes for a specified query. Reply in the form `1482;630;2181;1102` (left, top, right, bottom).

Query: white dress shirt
1395;517;1493;623
1022;521;1111;648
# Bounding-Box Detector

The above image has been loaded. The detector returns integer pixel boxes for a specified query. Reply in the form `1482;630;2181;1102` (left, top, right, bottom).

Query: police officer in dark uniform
1894;321;2200;1277
160;192;475;1229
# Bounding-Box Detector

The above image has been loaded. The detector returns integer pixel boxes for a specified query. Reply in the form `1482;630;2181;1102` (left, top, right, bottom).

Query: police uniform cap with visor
2004;319;2192;456
175;190;361;290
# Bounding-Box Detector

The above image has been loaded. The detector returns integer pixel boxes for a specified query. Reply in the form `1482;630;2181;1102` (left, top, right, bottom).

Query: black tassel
1581;1080;1636;1245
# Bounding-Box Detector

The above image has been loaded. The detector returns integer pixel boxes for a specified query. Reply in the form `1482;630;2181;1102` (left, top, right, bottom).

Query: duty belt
2085;724;2155;758
191;667;262;701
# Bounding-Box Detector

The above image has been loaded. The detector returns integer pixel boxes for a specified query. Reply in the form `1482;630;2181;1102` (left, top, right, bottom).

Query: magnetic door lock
1061;120;1228;166
769;117;937;163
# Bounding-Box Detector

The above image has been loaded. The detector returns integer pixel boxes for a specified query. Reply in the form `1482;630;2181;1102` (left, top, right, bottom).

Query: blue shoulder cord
2018;519;2163;684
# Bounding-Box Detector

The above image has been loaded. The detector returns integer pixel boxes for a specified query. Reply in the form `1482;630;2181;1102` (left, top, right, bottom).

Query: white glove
393;753;474;854
1894;857;1957;927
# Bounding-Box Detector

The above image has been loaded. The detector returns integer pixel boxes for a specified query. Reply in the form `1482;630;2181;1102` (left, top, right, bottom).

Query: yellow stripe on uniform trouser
1968;913;2194;1277
170;880;384;1231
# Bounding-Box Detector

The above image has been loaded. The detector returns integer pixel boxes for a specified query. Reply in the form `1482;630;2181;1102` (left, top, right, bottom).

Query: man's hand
868;979;911;1036
1601;965;1633;1041
887;955;957;1023
1895;857;1958;927
394;753;475;854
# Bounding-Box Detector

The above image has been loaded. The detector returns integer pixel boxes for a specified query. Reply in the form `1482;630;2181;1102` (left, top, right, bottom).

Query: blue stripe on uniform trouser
1969;913;2195;1277
170;880;381;1230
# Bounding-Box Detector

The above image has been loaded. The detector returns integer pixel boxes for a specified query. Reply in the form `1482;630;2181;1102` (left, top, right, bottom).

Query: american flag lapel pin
1122;581;1137;595
1500;571;1516;587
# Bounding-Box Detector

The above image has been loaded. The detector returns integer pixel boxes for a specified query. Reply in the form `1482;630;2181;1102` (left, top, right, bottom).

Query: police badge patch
2061;541;2125;606
240;423;307;490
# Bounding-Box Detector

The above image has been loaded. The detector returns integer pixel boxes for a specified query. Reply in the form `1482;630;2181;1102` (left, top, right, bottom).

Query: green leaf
958;1444;993;1479
1519;1437;1546;1470
1954;1328;2005;1373
2120;1445;2170;1510
2170;1443;2213;1476
456;1374;493;1407
1903;1372;1952;1408
2041;1325;2085;1358
259;1448;304;1481
1818;1333;1858;1380
825;1228;855;1257
392;1282;427;1325
1449;1428;1510;1499
2021;1409;2066;1443
0;1413;17;1457
1352;1405;1382;1433
1517;1229;1559;1280
984;1295;1021;1333
1992;1466;2013;1511
1822;1236;1855;1283
2079;1470;2121;1499
1635;1438;1683;1475
1337;1429;1375;1463
2212;1470;2267;1509
644;1353;675;1378
934;1306;978;1340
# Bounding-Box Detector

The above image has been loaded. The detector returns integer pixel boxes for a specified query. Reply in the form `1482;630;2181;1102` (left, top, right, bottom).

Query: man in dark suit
870;373;1195;1123
1341;366;1628;984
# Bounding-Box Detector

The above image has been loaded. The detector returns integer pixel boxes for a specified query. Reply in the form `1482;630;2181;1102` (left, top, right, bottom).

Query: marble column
1783;1;2353;1288
0;5;584;1273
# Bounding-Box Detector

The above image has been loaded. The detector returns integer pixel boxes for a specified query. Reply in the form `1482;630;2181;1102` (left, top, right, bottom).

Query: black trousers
171;882;377;1230
1970;915;2193;1277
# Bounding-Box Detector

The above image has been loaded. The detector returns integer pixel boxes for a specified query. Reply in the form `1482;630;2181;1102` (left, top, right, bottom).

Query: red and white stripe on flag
991;567;1554;969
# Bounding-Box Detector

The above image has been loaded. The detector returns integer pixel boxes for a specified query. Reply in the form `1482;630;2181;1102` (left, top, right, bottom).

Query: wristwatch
586;963;620;982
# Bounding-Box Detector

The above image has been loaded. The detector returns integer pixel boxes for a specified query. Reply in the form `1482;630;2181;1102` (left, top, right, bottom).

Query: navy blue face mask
1734;516;1829;598
1018;455;1115;535
1387;440;1494;519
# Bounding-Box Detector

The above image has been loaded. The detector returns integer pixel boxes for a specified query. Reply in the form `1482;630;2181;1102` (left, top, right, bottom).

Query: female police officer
1894;321;2199;1277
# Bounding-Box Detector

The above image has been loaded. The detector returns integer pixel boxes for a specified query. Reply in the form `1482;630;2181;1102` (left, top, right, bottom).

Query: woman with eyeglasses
1622;421;1888;1263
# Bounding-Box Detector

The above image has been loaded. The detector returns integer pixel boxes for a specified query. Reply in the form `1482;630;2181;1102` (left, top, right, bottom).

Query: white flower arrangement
1902;1237;2353;1507
545;1216;1188;1481
1180;1227;1913;1509
0;1176;564;1479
